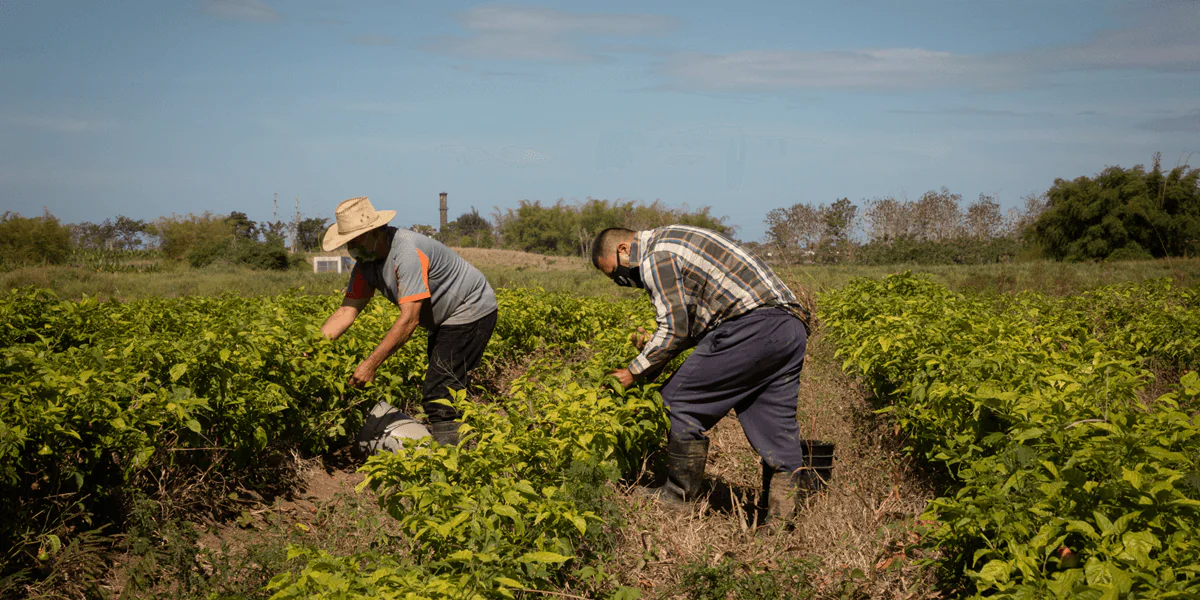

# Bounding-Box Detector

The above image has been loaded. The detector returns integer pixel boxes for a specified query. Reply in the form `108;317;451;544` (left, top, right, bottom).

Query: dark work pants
421;309;498;424
661;307;808;474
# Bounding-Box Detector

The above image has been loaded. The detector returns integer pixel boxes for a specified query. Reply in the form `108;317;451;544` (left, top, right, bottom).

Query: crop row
820;274;1200;598
0;286;657;596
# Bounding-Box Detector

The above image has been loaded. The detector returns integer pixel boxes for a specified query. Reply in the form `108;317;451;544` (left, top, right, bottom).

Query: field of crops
821;274;1200;598
1;287;670;598
3;271;1199;598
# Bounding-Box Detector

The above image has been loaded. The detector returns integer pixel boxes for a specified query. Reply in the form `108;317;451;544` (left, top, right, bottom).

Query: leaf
1119;531;1160;567
520;551;572;564
567;513;587;535
169;363;187;382
436;512;471;538
976;559;1010;585
493;504;520;520
1066;520;1098;538
495;577;524;588
265;572;292;590
1013;427;1045;442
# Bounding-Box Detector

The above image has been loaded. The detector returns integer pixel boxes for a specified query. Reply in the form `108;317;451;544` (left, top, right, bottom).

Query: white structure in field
312;256;355;273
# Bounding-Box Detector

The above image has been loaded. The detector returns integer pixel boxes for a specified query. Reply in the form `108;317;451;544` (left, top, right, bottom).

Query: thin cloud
1140;109;1200;133
430;5;675;62
350;33;399;47
204;0;280;23
662;49;1027;92
661;2;1200;92
342;101;418;114
1035;1;1200;72
892;107;1048;118
437;143;553;167
3;116;109;134
450;64;543;80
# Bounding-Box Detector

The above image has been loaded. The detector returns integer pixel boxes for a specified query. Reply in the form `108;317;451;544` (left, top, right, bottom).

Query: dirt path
605;331;942;598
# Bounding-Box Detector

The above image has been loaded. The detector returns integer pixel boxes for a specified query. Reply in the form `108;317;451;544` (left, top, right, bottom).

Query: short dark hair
590;227;636;269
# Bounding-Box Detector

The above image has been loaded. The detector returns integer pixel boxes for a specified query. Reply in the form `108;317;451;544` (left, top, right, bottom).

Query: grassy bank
778;256;1200;295
3;250;1197;301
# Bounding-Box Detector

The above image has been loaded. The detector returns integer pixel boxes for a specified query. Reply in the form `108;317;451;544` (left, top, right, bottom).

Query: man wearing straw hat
319;197;498;449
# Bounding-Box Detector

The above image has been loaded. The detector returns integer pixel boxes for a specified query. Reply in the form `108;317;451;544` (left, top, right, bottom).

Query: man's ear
617;241;630;260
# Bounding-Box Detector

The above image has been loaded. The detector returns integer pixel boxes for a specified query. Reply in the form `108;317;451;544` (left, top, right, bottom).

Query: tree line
3;155;1195;270
760;155;1198;265
0;210;332;271
428;198;730;256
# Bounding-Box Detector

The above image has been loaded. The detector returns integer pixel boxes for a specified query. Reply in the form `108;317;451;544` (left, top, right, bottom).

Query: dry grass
599;331;941;599
451;247;592;271
776;256;1200;296
8;250;1196;303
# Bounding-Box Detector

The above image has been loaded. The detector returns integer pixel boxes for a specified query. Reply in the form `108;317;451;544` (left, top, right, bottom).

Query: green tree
227;211;258;241
153;212;234;260
1029;157;1200;261
497;200;580;255
409;224;437;237
295;217;329;252
0;210;72;268
820;197;857;242
497;198;732;256
438;208;495;248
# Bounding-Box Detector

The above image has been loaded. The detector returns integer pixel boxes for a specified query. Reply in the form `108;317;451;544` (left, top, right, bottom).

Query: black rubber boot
761;466;802;525
639;438;709;506
429;420;462;446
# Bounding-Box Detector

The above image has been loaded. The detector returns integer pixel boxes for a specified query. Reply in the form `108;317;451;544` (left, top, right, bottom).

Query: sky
1;0;1197;242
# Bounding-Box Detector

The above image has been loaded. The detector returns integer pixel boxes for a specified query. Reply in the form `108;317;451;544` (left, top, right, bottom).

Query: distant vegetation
762;154;1198;265
2;154;1194;273
1029;156;1199;261
436;198;731;256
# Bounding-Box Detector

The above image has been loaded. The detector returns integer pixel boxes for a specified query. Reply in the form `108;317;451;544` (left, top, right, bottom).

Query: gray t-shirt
344;226;498;329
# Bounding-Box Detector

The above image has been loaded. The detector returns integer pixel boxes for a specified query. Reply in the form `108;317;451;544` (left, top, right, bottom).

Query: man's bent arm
629;252;692;378
361;299;424;370
322;296;370;340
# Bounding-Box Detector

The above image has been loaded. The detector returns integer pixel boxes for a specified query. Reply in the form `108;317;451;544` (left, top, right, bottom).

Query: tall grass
4;253;1197;301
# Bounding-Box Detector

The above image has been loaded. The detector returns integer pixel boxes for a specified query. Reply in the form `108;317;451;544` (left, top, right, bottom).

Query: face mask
348;234;379;263
612;250;644;288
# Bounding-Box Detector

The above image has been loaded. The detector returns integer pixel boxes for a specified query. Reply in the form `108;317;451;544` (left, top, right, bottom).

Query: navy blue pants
661;307;808;474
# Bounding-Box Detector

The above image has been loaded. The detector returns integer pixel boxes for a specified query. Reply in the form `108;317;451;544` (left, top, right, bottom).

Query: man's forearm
321;306;359;340
364;312;420;369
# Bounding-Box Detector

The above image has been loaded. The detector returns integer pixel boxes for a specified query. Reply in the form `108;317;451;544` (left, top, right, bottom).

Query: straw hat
322;197;397;252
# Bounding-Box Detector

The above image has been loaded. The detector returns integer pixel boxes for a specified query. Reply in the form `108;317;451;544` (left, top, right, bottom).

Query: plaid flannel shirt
627;225;811;377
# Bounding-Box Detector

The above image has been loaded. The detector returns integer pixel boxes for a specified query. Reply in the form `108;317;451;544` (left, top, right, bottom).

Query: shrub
187;238;290;270
0;210;72;269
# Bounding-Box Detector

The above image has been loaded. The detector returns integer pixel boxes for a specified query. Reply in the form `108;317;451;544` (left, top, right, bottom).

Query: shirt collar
629;230;650;264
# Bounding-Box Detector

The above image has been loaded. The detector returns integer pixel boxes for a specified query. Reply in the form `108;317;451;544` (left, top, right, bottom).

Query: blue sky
1;0;1197;241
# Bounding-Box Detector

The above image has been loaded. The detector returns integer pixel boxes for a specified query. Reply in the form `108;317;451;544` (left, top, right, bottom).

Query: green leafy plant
820;273;1200;598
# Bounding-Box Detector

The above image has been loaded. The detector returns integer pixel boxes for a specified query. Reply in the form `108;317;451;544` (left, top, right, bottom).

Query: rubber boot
429;420;462;446
639;438;709;506
762;467;802;525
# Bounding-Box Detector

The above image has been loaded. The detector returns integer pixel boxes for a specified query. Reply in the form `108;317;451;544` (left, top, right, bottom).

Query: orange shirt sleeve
396;248;432;304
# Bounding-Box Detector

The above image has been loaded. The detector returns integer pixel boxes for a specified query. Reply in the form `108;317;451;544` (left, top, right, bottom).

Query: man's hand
630;327;650;351
349;361;377;389
608;367;635;389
